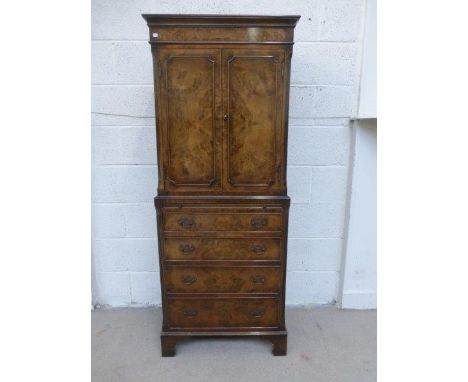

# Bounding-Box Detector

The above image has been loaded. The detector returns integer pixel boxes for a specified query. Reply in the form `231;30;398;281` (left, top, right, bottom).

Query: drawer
163;210;282;232
167;297;280;329
164;237;281;261
165;266;281;293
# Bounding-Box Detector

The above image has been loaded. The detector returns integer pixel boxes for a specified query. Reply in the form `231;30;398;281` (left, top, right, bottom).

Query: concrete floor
92;307;376;382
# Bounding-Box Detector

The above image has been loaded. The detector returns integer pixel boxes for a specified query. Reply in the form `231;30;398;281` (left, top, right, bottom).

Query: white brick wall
91;0;366;307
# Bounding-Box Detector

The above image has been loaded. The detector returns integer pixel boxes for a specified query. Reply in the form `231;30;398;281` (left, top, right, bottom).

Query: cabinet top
141;14;300;27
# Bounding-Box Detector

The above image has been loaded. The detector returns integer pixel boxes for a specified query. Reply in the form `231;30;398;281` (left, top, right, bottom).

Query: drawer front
163;211;282;232
167;297;280;329
164;237;281;261
165;266;281;293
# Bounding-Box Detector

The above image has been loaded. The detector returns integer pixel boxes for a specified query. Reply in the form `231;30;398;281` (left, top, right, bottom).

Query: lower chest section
156;197;289;331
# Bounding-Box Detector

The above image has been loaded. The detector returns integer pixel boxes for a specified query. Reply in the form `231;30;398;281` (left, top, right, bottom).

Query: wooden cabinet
143;14;300;356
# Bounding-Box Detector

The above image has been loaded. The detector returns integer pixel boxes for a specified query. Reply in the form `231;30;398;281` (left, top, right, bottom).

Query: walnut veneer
142;14;300;356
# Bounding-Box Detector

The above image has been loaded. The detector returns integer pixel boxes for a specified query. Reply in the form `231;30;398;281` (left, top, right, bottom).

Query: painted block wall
91;0;366;307
340;120;377;309
339;0;377;309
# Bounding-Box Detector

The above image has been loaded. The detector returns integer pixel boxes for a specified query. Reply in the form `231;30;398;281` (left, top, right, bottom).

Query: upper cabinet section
142;15;300;45
143;15;299;196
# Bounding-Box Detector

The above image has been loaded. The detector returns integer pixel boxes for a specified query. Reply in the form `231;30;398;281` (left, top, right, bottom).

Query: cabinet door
158;48;222;193
222;48;285;193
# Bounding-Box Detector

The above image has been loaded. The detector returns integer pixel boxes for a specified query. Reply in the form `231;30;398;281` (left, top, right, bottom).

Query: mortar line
287;165;346;168
92;125;155;128
92;201;345;206
91;83;353;88
91;123;350;128
96;270;340;274
289;127;350;129
92;164;157;167
92;39;358;43
287;163;347;167
287;270;340;274
92;112;154;119
93;236;344;240
93;237;342;241
91;201;156;204
92;164;344;168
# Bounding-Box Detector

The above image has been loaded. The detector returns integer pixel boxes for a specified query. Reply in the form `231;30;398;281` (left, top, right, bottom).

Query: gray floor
92;307;376;382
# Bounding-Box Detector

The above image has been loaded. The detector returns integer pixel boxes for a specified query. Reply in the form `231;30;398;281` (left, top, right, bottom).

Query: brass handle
181;275;197;285
249;308;265;318
178;217;194;228
251;275;265;285
250;244;266;255
179;244;195;254
183;308;198;317
251;217;267;229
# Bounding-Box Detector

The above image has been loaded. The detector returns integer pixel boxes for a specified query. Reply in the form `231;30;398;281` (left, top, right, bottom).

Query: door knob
223;114;228;121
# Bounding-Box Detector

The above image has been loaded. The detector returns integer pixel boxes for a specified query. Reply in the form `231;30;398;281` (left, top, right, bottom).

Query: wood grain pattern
149;26;293;43
165;266;282;293
163;237;282;261
166;297;280;329
143;14;299;356
159;48;222;191
154;45;289;196
163;210;282;232
223;49;284;191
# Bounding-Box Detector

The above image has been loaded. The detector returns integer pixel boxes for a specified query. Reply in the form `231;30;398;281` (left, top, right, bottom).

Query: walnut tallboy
142;14;300;356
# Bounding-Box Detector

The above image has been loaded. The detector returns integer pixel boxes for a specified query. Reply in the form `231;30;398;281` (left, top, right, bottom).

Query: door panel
222;48;285;192
159;48;222;192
